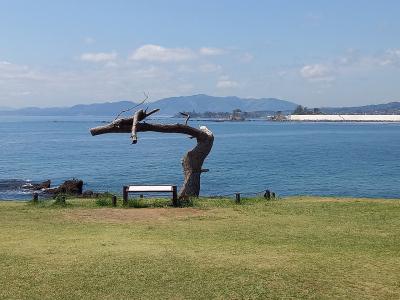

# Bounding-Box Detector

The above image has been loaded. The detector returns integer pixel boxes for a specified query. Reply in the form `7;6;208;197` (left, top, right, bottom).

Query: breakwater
289;115;400;122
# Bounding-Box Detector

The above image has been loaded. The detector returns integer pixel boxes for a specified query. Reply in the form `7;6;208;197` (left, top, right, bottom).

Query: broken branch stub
130;108;160;144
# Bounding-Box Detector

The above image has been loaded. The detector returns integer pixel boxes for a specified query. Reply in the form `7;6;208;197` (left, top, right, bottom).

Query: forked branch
113;92;149;121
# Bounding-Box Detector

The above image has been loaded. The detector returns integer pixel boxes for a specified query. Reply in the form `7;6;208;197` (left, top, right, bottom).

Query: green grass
0;196;399;299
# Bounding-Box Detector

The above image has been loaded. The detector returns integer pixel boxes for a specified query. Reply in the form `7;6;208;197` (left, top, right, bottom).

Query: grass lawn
0;196;399;299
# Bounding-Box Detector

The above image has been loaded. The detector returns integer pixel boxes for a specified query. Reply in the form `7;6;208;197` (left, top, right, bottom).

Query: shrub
96;197;112;207
95;192;114;207
127;199;147;208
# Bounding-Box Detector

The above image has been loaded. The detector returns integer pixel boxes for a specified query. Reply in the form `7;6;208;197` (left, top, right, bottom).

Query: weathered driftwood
130;108;159;144
90;110;214;199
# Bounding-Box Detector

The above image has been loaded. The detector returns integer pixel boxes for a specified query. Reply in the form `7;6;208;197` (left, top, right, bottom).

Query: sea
0;115;399;200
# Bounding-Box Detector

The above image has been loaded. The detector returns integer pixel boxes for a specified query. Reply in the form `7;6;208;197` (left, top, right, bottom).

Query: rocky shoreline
23;178;102;198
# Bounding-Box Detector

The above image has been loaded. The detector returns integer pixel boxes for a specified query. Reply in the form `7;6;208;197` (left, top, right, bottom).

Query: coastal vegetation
292;105;322;115
1;196;399;299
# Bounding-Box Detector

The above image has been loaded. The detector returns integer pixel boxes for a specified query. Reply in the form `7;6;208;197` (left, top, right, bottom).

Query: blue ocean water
0;116;399;200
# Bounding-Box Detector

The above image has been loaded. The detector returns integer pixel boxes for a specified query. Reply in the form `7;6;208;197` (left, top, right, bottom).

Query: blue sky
0;0;399;108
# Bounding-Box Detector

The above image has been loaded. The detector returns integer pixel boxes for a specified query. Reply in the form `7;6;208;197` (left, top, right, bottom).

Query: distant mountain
147;94;297;115
0;101;136;116
321;102;400;115
0;95;298;116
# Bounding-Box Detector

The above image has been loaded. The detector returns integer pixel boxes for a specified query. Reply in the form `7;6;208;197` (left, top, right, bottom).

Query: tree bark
90;114;213;199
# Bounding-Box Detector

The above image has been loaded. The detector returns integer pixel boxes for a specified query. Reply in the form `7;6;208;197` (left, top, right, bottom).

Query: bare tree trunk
90;112;213;199
179;126;213;199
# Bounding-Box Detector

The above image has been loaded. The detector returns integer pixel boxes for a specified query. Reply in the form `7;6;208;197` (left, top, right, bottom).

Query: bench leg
123;186;128;206
172;186;178;207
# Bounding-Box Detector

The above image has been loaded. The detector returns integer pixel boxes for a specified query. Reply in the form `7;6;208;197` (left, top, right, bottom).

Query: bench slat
127;185;174;192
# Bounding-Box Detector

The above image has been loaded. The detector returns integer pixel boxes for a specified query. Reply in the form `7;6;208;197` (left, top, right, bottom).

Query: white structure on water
288;115;400;122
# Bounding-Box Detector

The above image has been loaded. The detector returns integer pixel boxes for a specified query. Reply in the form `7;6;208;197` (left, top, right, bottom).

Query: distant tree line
175;111;231;119
292;105;323;115
175;109;293;119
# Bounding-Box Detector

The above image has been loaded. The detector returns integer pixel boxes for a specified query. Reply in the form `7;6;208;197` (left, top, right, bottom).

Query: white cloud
0;61;45;80
199;63;222;73
380;49;400;66
199;47;225;56
299;48;400;84
80;52;117;62
130;44;196;62
216;76;239;89
240;52;254;63
297;48;400;86
300;64;334;82
133;66;169;79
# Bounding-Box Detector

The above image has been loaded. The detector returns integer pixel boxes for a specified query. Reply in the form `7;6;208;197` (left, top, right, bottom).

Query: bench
123;185;178;206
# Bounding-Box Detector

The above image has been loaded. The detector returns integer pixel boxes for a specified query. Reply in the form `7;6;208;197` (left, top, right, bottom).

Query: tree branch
179;112;190;125
113;92;149;121
90;117;210;141
130;108;160;144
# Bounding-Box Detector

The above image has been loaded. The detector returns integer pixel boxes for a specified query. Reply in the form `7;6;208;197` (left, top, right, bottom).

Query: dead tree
90;109;214;199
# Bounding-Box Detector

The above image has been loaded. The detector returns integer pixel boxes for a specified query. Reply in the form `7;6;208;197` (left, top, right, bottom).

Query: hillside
146;94;297;115
321;101;400;114
0;95;297;116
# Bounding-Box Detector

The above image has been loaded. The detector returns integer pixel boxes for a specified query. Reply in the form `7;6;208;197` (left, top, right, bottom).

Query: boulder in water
58;179;83;195
23;180;51;190
46;179;83;196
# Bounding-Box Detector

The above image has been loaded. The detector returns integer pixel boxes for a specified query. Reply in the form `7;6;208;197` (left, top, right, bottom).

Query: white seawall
288;115;400;122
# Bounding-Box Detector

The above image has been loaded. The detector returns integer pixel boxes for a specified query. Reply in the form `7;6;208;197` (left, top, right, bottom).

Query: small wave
0;179;49;200
0;179;47;192
0;179;28;191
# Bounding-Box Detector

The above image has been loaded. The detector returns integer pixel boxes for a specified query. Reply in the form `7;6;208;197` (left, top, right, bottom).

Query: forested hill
321;102;400;114
0;94;297;116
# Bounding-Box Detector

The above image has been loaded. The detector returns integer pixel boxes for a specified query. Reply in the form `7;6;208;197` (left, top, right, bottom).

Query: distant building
230;109;245;121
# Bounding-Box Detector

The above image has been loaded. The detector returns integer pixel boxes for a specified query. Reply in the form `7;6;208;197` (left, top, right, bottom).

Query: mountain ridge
2;95;399;116
321;101;400;114
0;94;297;116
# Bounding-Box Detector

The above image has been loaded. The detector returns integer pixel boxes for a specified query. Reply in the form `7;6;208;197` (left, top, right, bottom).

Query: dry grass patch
63;207;208;223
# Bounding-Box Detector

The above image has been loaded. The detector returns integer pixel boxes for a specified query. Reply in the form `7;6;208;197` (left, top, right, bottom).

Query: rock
82;190;94;197
24;180;51;190
44;188;58;194
36;180;51;189
57;179;83;195
45;179;83;196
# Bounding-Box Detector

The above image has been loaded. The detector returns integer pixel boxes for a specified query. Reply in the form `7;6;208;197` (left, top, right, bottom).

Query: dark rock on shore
23;180;51;190
34;180;51;190
82;190;94;197
58;179;83;195
46;179;83;196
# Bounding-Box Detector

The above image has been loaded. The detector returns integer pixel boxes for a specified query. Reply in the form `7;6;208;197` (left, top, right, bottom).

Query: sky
0;0;399;108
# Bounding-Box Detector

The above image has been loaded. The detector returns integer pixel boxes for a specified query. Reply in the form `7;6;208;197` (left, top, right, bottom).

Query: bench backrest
126;185;175;192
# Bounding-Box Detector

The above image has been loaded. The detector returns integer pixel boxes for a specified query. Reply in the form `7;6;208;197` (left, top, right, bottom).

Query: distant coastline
288;114;400;122
1;95;399;118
